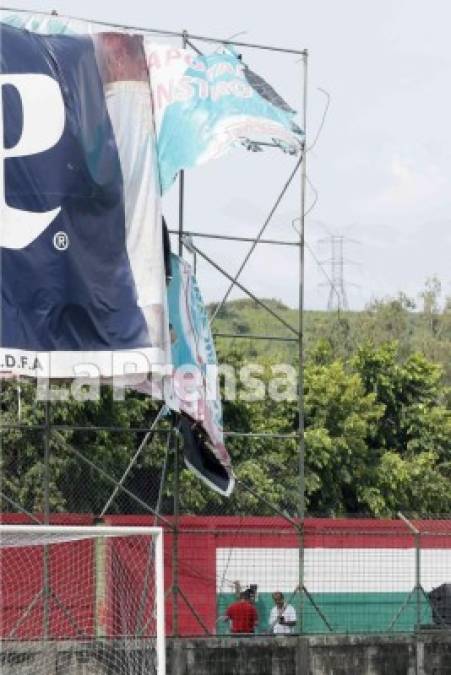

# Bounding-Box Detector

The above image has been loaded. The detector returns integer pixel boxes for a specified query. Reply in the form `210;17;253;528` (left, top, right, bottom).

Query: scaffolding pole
298;48;309;634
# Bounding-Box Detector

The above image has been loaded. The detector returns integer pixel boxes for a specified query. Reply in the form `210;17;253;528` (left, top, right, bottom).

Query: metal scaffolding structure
0;8;309;636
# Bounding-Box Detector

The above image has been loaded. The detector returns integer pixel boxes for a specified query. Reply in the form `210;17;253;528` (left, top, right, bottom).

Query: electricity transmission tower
318;234;359;311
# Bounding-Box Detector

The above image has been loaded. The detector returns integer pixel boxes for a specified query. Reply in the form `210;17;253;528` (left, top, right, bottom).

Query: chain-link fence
1;510;450;638
1;388;450;640
173;514;451;636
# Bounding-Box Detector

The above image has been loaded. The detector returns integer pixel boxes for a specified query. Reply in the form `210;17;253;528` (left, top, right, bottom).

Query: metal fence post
297;47;308;636
398;512;422;631
43;398;50;640
172;430;180;637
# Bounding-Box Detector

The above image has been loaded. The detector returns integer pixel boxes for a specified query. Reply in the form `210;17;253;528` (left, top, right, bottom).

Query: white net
0;526;165;675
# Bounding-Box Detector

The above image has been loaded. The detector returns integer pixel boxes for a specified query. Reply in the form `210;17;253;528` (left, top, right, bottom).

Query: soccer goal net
0;525;165;675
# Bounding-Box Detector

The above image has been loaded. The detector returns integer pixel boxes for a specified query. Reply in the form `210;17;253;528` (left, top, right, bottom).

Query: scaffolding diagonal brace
188;241;299;337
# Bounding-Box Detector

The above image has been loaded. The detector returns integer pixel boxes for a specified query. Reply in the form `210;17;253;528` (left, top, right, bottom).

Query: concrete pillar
415;637;425;675
297;637;310;674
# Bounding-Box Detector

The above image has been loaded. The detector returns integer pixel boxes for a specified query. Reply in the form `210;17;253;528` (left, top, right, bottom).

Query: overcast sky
4;0;451;310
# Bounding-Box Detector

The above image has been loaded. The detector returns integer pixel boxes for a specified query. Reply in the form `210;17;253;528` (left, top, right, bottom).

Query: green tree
0;380;169;515
1;310;450;519
352;342;451;516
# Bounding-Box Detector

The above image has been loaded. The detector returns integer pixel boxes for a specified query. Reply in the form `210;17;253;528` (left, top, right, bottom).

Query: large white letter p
0;74;65;249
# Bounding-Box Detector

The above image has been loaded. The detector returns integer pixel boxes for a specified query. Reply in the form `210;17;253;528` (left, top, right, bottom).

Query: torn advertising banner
0;21;169;378
167;254;234;496
145;42;304;192
1;13;303;195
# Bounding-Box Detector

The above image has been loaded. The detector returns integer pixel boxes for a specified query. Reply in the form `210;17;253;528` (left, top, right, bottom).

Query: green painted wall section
217;592;433;635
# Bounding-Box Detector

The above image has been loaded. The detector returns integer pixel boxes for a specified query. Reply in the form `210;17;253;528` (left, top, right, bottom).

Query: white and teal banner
167;254;233;495
145;42;304;192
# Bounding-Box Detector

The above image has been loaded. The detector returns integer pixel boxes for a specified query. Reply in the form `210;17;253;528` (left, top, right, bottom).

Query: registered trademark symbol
53;231;69;251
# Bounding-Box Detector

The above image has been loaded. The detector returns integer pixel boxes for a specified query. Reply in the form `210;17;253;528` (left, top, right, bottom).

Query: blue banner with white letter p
0;24;168;378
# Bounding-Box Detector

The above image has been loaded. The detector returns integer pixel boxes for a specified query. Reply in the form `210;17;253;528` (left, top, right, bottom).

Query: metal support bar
415;531;421;631
154;431;172;523
0;8;307;54
169;231;299;246
183;32;307;56
224;431;299;438
137;431;173;637
297;49;308;635
172;431;180;636
298;52;308;525
51;423;170;434
98;405;167;517
301;584;334;632
210;156;303;324
398;513;423;631
42;399;50;639
0;493;42;523
7;590;42;639
178;170;185;255
52;424;169;433
0;423;171;432
177;29;187;256
170;28;189;638
188;241;299;336
1;425;299;438
178;586;211;635
387;586;417;631
398;511;420;535
184;36;202;55
51;431;173;529
51;591;90;638
214;332;298;342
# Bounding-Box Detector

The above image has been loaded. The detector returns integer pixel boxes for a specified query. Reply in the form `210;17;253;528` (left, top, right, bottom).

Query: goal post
0;524;166;675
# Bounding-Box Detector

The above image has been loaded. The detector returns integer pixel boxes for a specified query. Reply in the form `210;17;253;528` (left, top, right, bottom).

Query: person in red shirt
224;590;258;634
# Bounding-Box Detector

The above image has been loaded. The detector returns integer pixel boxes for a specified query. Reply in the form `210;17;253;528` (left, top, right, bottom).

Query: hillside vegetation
211;279;451;384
